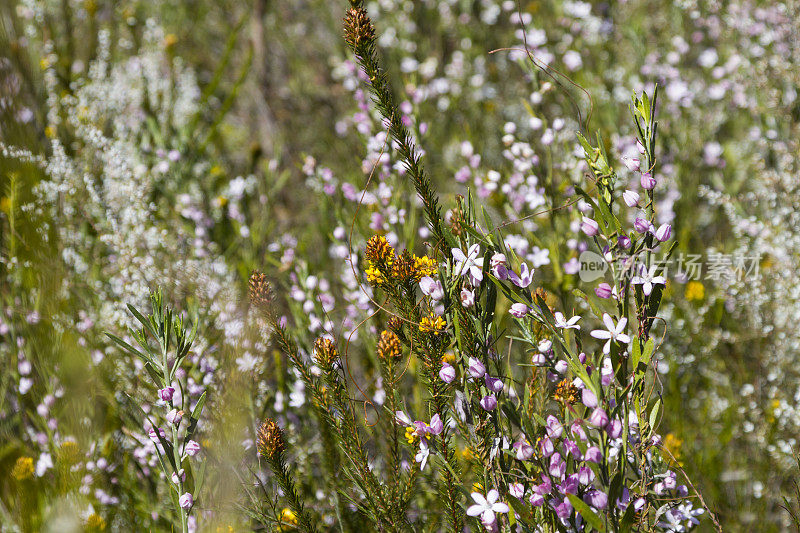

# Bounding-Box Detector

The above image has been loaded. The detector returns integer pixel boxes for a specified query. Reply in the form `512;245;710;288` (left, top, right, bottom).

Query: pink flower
420;276;444;301
640;172;656;190
622;156;641;172
508;263;534;288
490;253;508;280
588;408;609;428
185;440;200;457
171;469;186;484
581;216;600;237
159;387;175;402
622;190;640;207
584;489;608;509
582;388;598;408
166;409;183;426
480;394;497;411
513;437;534;460
179;492;193;509
595;283;613;299
452;244;483;287
468;357;486;379
545;415;563;439
585;446;602;463
654;223;672;242
148;427;165;444
460;288;475;308
590;313;631;354
509;303;529;318
485;375;504;393
509;482;525;500
439;363;456;383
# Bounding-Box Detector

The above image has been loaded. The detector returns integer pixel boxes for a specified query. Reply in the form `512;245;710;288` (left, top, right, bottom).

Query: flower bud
595;283;612;299
622;190;640;207
654;223;672;242
580;216;599;237
640;172;656;190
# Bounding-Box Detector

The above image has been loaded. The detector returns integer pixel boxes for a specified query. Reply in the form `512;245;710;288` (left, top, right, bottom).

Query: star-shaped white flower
590;313;631;354
553;312;581;330
631;264;666;296
466;489;509;526
452;244;483;287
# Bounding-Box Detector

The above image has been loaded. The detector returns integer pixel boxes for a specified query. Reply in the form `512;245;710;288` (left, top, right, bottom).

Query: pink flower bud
185;440;200;457
595;283;613;299
580;216;600;237
439;363;456;383
179;492;193;509
622;190;640;207
622;156;641;172
640;172;656;190
633;217;652;234
468;357;486;378
509;303;529;318
588;408;609;428
480;393;497;411
159;387;175;402
654;223;672;242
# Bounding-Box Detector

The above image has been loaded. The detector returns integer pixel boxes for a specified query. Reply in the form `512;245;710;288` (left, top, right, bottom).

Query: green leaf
105;332;151;364
649;397;662;431
566;494;606;532
185;391;207;439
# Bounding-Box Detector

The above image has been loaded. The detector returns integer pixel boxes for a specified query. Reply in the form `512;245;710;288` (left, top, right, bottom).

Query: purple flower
570;420;587;441
607;419;623;439
480;394;498;411
554;359;568;374
491;253;508;280
468;357;486;379
159;387;175;402
529;493;544;506
622;190;640;207
640;172;656;190
171;469;186;484
185;440;201;457
634;216;652;233
582;388;598;408
584;489;608;509
585;446;603;463
540;437;554;457
513;437;534;460
558;474;579;495
563;439;582;460
508;263;534;288
595;283;613;299
534;475;552;495
631;264;666;296
588;408;609;428
545;415;563;439
420;276;444;301
579;466;595;485
485;375;504;393
554;498;573;519
622;156;641;172
148;427;165;443
439;363;456;383
428;414;444;435
179;492;193;510
460;288;476;308
617;235;632;249
549;452;566;479
509;303;529;318
509;482;525;500
580;216;600;237
166;409;183;426
654;223;672;242
553;312;581;330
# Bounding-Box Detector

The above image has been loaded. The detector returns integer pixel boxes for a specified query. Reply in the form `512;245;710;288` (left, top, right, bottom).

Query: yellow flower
86;513;106;531
280;508;298;525
663;432;683;466
45;125;56;138
163;34;178;49
60;440;80;464
441;353;455;364
405;426;417;444
419;314;446;334
684;281;705;302
11;456;34;481
413;255;438;279
472;482;484;493
460;447;473;460
365;263;387;285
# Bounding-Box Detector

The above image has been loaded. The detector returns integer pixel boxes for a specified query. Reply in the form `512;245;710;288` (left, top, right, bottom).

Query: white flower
235;351;259;372
466;489;509;526
415;439;431;470
553;312;581;330
420;276;444;301
631;264;666;296
590;313;631;354
452;244;483;287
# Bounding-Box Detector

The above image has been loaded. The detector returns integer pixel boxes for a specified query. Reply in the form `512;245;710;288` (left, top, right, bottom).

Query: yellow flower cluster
413;255;438;279
86;513;107;532
405;426;418;444
684;281;705;302
419;314;446;334
364;235;439;286
663;432;683;466
11;456;34;481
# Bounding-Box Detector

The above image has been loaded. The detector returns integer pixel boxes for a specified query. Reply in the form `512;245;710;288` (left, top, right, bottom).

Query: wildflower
540;437;554;457
377;330;402;360
513;437;534;460
549;452;566;478
419;314;446;334
452;244;483;286
622;190;640;207
439;363;456;383
420;276;444;301
171;469;186;484
579;466;595;485
654;223;672;242
480;394;497;411
364;235;395;285
685;281;705;302
563;440;582;460
166;409;183;426
554;498;573;519
415;440;431;470
509;303;529;318
490;253;508;280
313;337;339;368
148;427;166;444
588;408;609;428
256;420;284;461
618;235;632;249
280;507;298;526
468;357;486;378
509;482;525;500
185;440;201;457
622;156;641;172
159;387;175;402
595;283;612;299
554;379;579;404
631;264;666;296
460;287;476;308
582;388;598;408
545;415;563;439
485;375;504;393
553;312;580;330
392;250;418;281
11;456;34;481
86;513;106;531
508;263;534;288
466;489;509;527
640;172;656;190
590;313;631;354
248;271;274;308
413;255;438;279
580;216;599;237
558;474;579;494
179;492;193;510
584;489;608;510
607;419;623;439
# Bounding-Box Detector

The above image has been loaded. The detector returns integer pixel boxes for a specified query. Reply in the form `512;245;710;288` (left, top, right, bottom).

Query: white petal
602;313;615;331
492;502;509;513
486;489;499;504
591;330;612;340
617;334;631;344
471;492;488;506
466;505;485;517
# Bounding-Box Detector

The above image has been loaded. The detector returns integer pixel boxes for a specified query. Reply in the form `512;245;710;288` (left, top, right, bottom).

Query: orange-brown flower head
257;418;286;460
554;379;579;405
392;250;417;282
343;7;375;50
313;337;339;368
377;330;402;360
249;271;274;309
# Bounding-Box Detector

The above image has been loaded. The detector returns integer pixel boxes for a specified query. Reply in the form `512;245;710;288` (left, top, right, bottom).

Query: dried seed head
249;271;274;308
343;7;375;50
257;418;285;460
387;316;403;335
377;330;402;360
554;379;579;405
313;337;339;368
